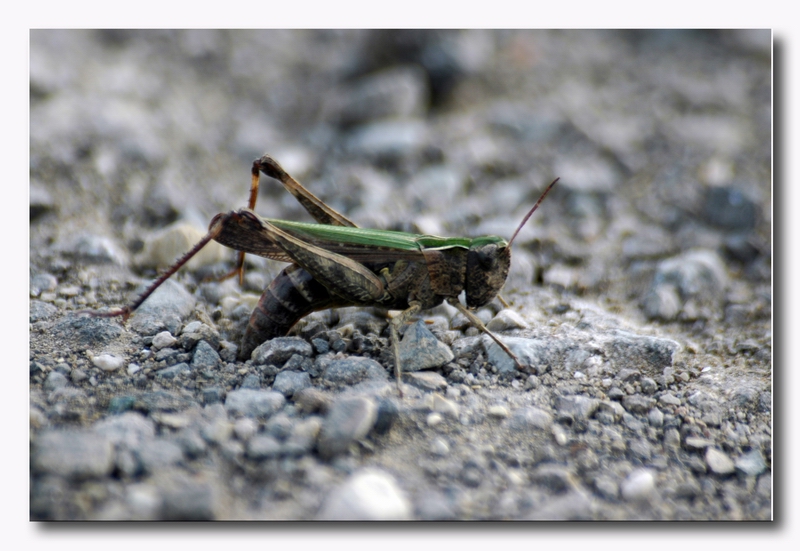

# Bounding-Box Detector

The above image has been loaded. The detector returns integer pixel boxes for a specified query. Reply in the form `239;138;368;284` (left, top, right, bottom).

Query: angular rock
251;337;313;366
272;370;312;397
398;320;454;371
224;389;285;418
705;448;736;475
322;357;388;385
317;396;378;459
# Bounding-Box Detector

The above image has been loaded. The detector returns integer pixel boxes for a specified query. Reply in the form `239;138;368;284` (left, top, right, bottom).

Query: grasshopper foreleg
389;301;422;397
448;298;527;372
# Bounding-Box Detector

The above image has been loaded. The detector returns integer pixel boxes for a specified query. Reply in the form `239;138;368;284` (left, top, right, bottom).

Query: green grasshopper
97;155;557;395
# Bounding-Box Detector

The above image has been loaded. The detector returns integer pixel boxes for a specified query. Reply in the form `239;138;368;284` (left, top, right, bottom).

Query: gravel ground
29;29;772;521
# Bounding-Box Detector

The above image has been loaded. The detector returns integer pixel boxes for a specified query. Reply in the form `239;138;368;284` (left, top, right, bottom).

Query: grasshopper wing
212;209;429;264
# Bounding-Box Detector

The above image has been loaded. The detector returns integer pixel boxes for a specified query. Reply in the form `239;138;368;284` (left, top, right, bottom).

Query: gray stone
251;337;313;365
702;186;757;230
405;371;448;391
191;340;220;370
594;475;619;500
506;406;553;431
44;371;69;393
322;356;388;385
332;65;428;126
128;279;195;336
526;490;594;521
30;300;58;322
622;394;656;414
531;464;576;493
685;436;715;451
486;309;529;331
240;373;262;389
224;389;285;418
607;331;680;374
705;448;736;475
483;336;557;374
398;320;454;371
272;370;312;397
32;430;114;479
283;417;323;456
555;395;599;422
58;233;128;265
659;393;682;406
136;438;184;473
246;434;282;460
155;470;216;520
52;314;123;347
318;396;378;459
174;428;207;459
94;412;157;448
643;250;727;321
156;362;192;379
179;322;221;351
735;449;767;477
346;119;427;158
648;407;664;427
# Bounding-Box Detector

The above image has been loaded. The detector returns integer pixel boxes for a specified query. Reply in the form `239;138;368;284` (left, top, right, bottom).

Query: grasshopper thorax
465;236;511;308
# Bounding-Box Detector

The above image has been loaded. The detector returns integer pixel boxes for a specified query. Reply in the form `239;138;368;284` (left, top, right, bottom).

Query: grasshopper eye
476;249;494;269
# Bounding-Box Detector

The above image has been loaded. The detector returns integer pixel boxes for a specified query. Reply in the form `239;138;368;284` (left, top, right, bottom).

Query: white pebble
487;405;510;419
427;412;444;426
621;469;656;501
233;418;258;441
92;353;124;372
318;469;412;520
429;437;450;456
151;331;177;350
432;394;459;417
127;363;141;376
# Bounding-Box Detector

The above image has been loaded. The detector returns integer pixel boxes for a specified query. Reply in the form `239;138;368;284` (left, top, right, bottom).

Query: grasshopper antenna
82;222;224;321
507;178;559;249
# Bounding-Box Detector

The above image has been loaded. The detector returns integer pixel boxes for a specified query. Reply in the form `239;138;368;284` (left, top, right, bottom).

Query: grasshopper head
465;236;511;308
464;177;558;310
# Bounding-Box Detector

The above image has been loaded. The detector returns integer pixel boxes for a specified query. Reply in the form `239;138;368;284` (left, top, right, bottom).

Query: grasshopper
95;155;557;394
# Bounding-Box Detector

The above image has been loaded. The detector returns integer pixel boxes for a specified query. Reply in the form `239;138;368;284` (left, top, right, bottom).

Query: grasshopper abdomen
240;264;340;360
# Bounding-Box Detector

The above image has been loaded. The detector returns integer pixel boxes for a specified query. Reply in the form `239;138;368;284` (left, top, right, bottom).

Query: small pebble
318;469;412;520
317;396;378;459
92;353;125;372
431;394;459;417
429;437;450;456
621;469;656;501
486;309;529;331
151;331;177;350
705;448;736;475
487;404;510;419
233;417;258;441
32;430;115;479
685;436;715;451
735;449;767;477
427;412;444;427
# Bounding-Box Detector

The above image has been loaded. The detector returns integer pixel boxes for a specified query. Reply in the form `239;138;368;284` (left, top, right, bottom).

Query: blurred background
30;29;771;337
